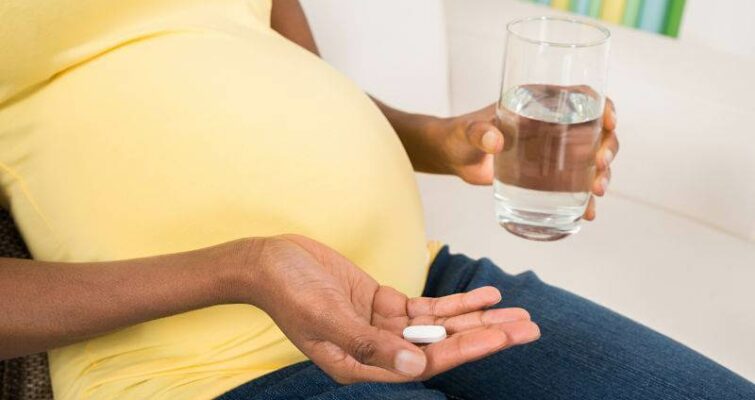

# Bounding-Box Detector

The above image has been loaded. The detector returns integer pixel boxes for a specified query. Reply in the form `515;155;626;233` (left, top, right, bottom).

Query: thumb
333;321;427;378
466;120;504;154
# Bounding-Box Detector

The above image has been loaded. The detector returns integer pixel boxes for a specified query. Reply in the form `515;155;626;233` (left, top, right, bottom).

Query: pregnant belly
21;31;428;282
12;31;429;400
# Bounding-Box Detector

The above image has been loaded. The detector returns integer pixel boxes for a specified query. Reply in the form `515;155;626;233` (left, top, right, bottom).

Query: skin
254;235;539;383
0;0;618;385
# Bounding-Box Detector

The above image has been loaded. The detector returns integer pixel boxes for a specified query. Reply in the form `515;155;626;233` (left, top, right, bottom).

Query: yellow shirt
0;1;430;398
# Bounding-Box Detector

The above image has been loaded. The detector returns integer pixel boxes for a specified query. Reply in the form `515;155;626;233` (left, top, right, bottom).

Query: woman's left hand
433;100;618;221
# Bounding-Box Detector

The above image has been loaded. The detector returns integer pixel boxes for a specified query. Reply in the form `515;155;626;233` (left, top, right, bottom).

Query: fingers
458;155;495;186
592;169;611;197
310;340;415;384
597;129;619;170
421;320;540;378
598;98;618;171
466;120;504;154
407;286;502;318
317;296;427;379
329;323;427;378
591;97;616;221
603;98;616;132
319;317;540;385
583;196;596;221
441;307;530;334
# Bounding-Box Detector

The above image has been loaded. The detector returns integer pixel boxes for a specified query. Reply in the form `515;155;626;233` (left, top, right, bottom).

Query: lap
423;247;754;400
219;247;754;400
216;362;445;400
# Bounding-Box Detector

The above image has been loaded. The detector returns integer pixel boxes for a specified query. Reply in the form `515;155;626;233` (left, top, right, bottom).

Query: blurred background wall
300;0;450;116
681;0;755;58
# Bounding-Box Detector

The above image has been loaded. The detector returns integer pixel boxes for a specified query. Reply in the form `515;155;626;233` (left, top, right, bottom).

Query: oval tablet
402;325;447;344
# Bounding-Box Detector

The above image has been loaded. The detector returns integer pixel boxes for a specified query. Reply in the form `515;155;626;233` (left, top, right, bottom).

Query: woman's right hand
241;234;540;384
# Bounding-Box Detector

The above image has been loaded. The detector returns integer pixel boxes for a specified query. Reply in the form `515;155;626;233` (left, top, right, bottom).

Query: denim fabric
218;247;755;399
216;362;445;400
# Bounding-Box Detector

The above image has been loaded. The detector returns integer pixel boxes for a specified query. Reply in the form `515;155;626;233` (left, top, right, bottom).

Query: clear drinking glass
494;16;610;241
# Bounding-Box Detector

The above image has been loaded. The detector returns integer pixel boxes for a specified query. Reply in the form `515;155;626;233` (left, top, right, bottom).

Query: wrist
209;237;268;306
403;114;454;174
418;115;458;174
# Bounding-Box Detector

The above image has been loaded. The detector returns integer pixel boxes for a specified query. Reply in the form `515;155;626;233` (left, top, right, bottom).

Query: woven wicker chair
0;209;54;400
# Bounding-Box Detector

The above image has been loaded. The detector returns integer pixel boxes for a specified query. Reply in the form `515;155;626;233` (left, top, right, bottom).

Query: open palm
253;235;540;384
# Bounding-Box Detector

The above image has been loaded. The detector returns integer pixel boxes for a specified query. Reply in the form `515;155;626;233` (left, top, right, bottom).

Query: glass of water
494;16;610;241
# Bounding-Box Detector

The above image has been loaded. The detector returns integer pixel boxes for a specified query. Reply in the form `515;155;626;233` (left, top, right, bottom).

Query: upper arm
270;0;320;55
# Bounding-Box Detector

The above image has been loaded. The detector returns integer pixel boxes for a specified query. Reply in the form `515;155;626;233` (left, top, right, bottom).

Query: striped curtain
523;0;686;37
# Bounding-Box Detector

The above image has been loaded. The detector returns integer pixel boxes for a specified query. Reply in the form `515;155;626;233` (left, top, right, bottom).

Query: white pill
402;325;447;344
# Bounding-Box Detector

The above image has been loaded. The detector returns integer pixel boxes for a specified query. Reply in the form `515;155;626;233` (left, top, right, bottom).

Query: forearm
0;239;256;360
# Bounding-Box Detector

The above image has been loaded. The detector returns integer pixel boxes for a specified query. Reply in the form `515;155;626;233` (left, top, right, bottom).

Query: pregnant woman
0;1;752;399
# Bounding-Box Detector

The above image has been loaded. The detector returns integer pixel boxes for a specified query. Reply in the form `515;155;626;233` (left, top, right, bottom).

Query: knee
468;258;542;291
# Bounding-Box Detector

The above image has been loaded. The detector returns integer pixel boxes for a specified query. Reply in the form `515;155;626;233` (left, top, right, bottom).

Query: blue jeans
218;247;754;399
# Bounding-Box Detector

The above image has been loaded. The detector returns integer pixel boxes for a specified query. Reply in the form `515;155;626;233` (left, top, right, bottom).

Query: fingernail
603;149;614;167
482;130;498;152
509;322;541;344
600;177;609;194
394;350;426;377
